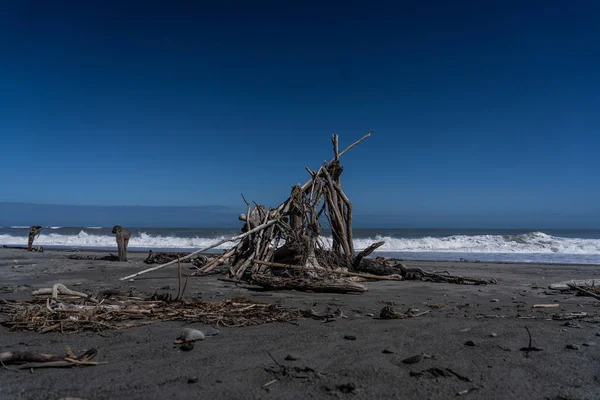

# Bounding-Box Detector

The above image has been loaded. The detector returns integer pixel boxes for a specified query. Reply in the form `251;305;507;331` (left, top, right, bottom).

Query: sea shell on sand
175;328;206;343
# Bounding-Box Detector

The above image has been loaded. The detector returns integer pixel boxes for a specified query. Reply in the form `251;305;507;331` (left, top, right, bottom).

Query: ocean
1;226;600;265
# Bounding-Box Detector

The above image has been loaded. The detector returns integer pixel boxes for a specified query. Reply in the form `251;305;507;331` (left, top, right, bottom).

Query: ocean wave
1;231;599;255
9;226;29;229
86;227;103;229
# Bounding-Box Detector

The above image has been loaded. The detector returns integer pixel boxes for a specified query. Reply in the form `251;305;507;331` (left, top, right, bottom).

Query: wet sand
1;248;599;400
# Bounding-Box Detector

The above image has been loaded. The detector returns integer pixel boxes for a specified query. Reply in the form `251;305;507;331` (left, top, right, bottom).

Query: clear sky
0;1;598;228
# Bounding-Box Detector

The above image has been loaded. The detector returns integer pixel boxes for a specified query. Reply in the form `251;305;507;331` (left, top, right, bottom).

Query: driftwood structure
121;133;377;290
121;133;495;292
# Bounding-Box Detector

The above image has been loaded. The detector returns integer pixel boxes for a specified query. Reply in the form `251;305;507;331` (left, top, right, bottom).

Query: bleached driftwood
120;219;279;281
32;284;98;303
548;279;600;290
0;348;104;369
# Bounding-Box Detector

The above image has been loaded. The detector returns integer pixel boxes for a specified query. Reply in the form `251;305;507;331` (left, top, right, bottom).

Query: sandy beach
0;248;598;400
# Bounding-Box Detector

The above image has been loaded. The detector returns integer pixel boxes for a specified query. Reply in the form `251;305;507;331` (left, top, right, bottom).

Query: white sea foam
1;231;599;256
86;227;103;229
9;226;29;229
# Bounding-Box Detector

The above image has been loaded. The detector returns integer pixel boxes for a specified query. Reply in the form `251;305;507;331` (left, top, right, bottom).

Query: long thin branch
119;219;279;281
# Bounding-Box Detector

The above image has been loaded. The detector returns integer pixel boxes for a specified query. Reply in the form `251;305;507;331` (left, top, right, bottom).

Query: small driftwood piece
0;348;104;369
567;284;600;301
379;306;430;319
352;241;385;269
120;219;278;281
251;274;367;294
32;284;98;304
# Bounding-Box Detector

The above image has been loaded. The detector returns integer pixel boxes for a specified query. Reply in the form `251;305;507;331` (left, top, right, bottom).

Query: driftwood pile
120;133;494;293
0;295;303;333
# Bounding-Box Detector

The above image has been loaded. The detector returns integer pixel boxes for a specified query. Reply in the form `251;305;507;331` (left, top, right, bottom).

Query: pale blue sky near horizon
0;1;598;228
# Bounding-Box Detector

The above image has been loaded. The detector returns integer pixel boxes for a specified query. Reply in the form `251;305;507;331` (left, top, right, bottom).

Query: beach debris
31;283;98;303
0;296;303;333
179;342;194;351
27;225;42;251
565;344;580;350
343;335;357;340
284;354;300;361
566;284;600;301
302;308;347;322
188;377;199;384
67;254;120;261
0;347;106;369
490;299;499;303
175;328;206;343
262;379;279;391
552;312;589;321
464;340;475;347
409;367;471;382
112;225;131;262
250;274;368;294
379;305;430;319
456;387;479;396
401;354;423;364
533;303;559;308
382;349;395;354
582;342;596;347
144;250;212;267
548;279;600;290
520;326;543;356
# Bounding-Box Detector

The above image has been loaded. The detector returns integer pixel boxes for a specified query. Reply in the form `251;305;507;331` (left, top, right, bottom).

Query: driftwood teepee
193;133;378;283
121;133;381;290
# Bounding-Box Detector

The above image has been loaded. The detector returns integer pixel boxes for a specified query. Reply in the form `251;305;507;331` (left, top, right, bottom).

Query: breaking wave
1;231;599;255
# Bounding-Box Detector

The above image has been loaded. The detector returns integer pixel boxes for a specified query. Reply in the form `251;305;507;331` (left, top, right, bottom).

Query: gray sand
1;248;599;399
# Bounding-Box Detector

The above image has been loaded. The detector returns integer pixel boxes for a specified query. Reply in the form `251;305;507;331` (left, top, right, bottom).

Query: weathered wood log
354;259;495;285
251;273;367;294
567;284;600;301
355;258;405;276
254;259;401;281
352;241;385;270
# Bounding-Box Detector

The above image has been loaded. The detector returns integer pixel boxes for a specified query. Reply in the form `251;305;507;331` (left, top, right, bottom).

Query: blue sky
0;1;598;228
